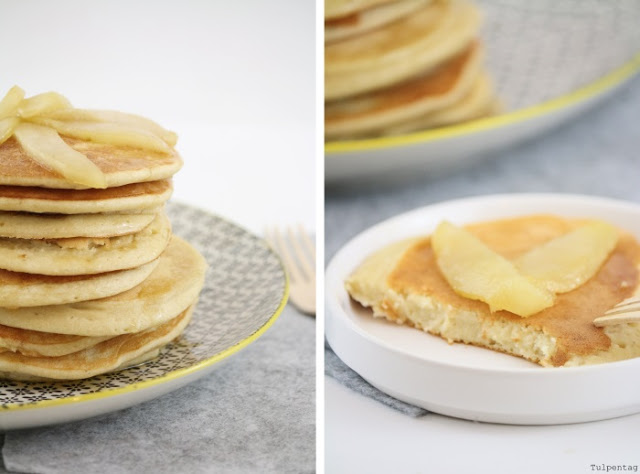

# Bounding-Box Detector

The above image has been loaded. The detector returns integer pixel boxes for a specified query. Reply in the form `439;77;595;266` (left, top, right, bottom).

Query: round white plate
0;202;288;431
325;194;640;424
325;1;640;183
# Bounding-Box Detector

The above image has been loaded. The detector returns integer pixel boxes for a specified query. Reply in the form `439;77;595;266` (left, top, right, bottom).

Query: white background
0;0;316;234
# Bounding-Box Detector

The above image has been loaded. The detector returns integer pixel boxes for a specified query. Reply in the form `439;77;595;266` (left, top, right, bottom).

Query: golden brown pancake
325;41;482;139
0;179;172;214
0;210;158;239
380;72;495;136
0;304;194;381
0;136;182;189
346;215;640;367
325;0;431;43
0;259;159;308
0;323;111;357
325;0;479;100
0;236;207;336
0;212;171;275
325;0;395;20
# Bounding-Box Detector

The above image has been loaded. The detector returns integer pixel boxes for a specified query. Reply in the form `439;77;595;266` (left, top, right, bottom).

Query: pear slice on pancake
0;304;194;381
0;180;172;214
326;41;482;139
0;236;206;336
0;136;182;190
0;212;171;275
0;209;159;239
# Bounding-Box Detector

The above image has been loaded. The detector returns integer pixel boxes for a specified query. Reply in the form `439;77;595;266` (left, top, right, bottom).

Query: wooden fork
265;225;315;316
593;297;640;327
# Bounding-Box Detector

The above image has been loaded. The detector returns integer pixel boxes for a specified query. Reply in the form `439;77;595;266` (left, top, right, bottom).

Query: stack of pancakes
325;0;499;140
0;132;207;381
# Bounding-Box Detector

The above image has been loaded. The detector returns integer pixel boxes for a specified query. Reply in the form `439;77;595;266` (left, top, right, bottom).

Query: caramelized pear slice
432;221;554;317
44;108;177;146
0;117;19;146
13;122;107;188
17;91;71;118
0;85;24;119
32;118;172;154
515;220;618;293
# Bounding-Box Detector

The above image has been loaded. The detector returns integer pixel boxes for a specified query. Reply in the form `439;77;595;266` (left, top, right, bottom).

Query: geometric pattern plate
0;202;288;415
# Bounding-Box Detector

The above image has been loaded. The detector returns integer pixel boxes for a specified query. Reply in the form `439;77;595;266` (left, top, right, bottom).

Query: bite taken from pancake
345;215;640;367
0;85;207;381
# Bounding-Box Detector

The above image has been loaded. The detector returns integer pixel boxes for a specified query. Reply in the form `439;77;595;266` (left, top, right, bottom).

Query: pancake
0;304;194;381
345;215;640;367
325;0;480;100
0;324;111;357
0;258;158;308
0;212;171;275
325;42;482;139
326;0;431;43
0;180;172;214
325;0;395;20
378;72;495;136
0;210;158;239
0;136;182;189
0;236;206;336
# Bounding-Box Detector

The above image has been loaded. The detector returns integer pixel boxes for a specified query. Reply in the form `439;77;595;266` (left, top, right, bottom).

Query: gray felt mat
324;340;429;417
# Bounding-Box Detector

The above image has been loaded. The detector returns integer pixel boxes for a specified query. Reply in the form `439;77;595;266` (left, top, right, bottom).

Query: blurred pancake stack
0;86;207;381
325;0;499;140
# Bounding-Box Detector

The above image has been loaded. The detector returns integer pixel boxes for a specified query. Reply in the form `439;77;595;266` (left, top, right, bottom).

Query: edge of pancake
0;137;183;190
325;42;484;138
378;72;495;136
0;258;159;308
325;0;430;43
0;326;112;358
0;305;194;381
325;0;395;20
0;212;172;275
0;210;158;239
0;236;207;335
0;181;172;214
325;1;480;99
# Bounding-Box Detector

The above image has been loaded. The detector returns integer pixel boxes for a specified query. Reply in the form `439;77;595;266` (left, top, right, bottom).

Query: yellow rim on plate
0;251;289;413
325;52;640;154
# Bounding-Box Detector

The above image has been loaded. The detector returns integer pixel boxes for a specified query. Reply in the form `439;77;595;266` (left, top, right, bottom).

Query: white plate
325;1;640;183
325;194;640;424
0;202;288;431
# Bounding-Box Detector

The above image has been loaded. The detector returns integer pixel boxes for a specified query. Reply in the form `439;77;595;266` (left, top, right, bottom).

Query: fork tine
594;310;640;327
287;226;314;279
605;298;640;311
297;223;315;261
604;304;640;317
593;297;640;326
268;227;302;282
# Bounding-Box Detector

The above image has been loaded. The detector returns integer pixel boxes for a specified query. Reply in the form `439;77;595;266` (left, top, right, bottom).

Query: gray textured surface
324;341;428;417
1;306;315;474
325;75;640;412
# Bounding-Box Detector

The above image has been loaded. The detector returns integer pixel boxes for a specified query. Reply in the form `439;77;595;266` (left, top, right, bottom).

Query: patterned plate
0;202;288;430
